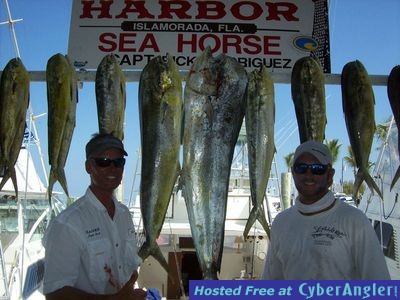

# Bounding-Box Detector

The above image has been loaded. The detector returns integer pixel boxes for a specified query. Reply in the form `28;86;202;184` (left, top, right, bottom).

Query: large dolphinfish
291;56;326;143
341;60;382;200
387;65;400;190
46;53;77;205
0;58;30;198
138;55;182;273
182;48;247;279
244;66;275;239
95;54;126;140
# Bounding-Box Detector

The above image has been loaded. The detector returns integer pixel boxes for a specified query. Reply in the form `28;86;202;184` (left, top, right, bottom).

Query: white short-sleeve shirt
43;188;141;294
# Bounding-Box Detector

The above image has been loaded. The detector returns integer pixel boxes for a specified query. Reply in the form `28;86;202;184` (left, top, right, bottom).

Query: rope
383;193;398;220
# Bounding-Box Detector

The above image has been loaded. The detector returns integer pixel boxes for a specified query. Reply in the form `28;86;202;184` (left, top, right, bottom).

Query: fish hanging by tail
243;66;274;239
291;56;326;143
0;58;30;198
181;48;247;279
387;66;400;190
46;53;78;206
95;54;126;140
138;54;182;273
341;60;382;200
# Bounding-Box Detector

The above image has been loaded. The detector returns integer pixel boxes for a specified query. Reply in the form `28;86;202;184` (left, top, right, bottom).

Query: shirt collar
85;187;122;215
295;190;336;215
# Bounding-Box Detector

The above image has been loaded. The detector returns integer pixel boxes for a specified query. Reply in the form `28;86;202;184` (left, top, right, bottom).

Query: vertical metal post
0;241;10;300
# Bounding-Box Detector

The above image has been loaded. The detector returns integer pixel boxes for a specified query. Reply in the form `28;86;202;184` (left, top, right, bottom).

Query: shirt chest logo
86;227;101;239
311;225;346;241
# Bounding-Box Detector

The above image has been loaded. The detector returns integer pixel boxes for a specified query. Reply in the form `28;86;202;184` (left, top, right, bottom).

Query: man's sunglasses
92;157;126;168
293;163;328;175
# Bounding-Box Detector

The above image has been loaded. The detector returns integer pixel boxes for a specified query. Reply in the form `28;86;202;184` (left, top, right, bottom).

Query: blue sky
1;0;400;199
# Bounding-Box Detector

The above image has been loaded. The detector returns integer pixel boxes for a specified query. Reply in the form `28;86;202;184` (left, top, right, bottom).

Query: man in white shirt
43;133;146;299
262;140;390;280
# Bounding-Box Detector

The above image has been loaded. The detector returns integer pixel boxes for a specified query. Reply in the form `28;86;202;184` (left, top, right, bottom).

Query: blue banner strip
189;280;399;300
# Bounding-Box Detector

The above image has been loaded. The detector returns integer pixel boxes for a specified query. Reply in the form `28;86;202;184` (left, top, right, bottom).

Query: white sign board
68;0;330;72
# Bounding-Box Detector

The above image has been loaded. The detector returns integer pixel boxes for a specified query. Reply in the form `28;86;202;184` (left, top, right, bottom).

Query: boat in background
358;117;400;280
0;147;65;300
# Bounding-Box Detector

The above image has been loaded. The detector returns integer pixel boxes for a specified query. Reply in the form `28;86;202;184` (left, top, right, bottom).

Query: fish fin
57;168;70;198
355;168;383;200
75;87;79;104
9;167;18;199
352;169;363;200
363;169;383;200
138;241;150;260
203;267;219;280
257;207;271;239
390;165;400;191
243;207;257;239
0;170;10;192
48;168;56;208
120;81;125;108
0;166;19;198
70;79;75;104
244;205;270;239
139;241;170;274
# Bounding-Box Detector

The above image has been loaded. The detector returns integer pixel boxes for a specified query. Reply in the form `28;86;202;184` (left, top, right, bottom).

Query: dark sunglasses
92;157;126;168
293;163;328;175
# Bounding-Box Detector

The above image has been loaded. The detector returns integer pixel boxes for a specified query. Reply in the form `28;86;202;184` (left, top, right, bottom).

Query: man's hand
116;271;147;300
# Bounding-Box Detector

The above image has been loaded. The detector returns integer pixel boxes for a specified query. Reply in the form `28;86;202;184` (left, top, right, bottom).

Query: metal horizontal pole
0;70;389;86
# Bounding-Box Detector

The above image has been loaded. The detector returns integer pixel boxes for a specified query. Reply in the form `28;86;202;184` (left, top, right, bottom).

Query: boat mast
0;0;22;58
1;1;37;298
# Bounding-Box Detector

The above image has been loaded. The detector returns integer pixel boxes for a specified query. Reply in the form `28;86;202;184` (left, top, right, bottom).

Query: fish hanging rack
0;0;390;86
10;70;389;86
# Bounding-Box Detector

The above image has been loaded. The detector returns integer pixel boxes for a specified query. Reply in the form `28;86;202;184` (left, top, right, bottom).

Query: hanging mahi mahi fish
138;55;182;273
341;60;382;200
291;56;326;143
46;53;78;205
181;47;247;279
387;65;400;190
0;58;30;198
95;54;126;140
244;66;275;240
